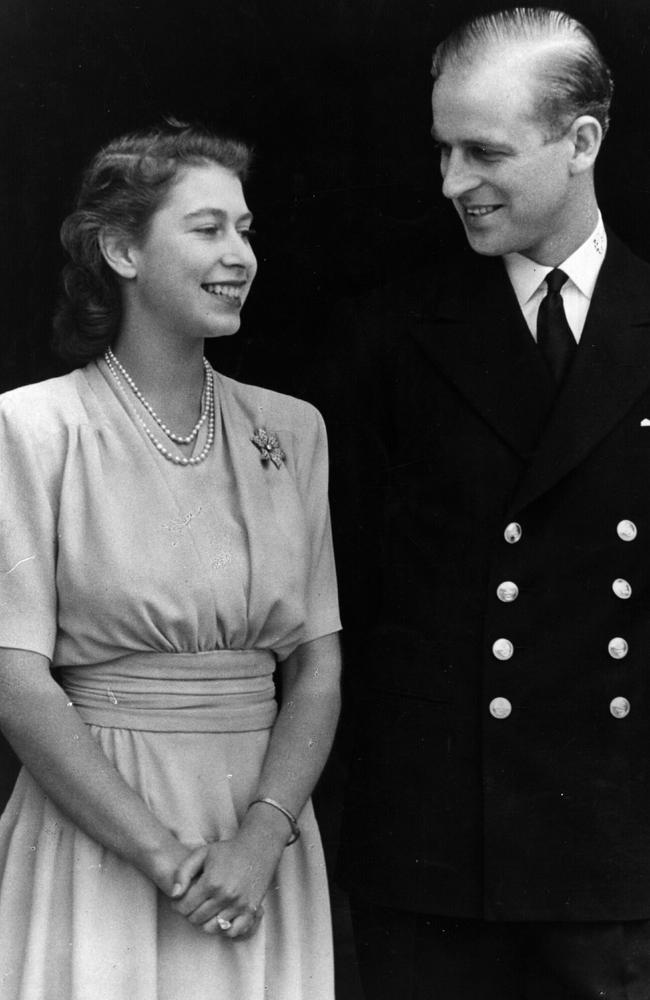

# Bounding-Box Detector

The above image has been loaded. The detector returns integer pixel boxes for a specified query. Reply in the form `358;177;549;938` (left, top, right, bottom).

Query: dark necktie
536;268;576;386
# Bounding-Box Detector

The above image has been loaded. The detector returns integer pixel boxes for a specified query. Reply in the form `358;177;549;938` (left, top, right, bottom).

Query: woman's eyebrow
183;208;254;223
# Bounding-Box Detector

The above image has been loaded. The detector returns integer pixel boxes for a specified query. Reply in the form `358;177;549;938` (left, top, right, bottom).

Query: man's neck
524;191;600;267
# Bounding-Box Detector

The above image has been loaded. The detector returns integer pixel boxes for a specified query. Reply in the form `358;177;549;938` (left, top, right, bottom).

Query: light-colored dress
0;360;341;1000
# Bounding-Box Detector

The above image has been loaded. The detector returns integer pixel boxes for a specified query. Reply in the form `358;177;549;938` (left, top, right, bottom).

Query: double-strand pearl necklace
103;348;216;467
106;346;211;444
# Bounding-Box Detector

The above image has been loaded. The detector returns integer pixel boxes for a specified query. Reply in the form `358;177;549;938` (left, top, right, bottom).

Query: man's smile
461;204;502;217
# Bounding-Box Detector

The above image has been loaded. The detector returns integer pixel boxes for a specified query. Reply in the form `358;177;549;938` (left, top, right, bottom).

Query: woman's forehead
160;162;248;216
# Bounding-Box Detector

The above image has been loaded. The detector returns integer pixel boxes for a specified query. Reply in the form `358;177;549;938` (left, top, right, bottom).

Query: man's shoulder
340;244;496;330
602;229;650;280
593;230;650;320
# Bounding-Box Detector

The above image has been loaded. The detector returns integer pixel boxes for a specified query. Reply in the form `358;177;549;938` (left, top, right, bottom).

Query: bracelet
249;797;301;845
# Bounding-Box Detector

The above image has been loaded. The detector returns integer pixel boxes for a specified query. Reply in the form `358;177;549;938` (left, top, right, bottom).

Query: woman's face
127;162;257;342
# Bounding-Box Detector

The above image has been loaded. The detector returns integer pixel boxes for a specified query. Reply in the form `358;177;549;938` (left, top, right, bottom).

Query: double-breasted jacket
333;233;650;921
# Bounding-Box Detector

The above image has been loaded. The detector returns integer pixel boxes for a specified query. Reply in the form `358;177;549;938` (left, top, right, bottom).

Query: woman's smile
126;162;258;341
201;279;248;306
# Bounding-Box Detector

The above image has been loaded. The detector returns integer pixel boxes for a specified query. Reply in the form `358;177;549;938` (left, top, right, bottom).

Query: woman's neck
109;327;208;436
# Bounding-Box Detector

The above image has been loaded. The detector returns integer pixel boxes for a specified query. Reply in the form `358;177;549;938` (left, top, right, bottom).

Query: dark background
2;1;650;994
3;0;650;399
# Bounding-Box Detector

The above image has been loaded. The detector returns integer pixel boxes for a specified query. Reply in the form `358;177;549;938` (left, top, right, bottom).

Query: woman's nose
221;233;256;269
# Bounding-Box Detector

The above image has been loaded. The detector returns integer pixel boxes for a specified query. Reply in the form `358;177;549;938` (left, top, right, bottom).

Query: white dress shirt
503;214;607;343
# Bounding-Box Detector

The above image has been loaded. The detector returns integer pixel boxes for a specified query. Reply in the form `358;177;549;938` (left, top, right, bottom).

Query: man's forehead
434;34;576;107
435;48;536;101
432;50;542;138
440;35;565;79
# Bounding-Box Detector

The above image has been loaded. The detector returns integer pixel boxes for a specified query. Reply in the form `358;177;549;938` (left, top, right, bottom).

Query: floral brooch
251;427;286;469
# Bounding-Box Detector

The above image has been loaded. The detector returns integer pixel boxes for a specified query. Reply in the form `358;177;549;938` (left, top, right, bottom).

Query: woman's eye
196;226;219;235
238;229;256;242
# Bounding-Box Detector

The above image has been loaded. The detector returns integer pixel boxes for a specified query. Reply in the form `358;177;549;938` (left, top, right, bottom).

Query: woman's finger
200;914;227;935
186;898;223;925
223;905;264;939
199;904;264;938
237;907;265;939
171;845;208;899
199;909;237;935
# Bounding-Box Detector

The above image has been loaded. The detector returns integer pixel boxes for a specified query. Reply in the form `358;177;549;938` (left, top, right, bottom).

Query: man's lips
460;204;502;217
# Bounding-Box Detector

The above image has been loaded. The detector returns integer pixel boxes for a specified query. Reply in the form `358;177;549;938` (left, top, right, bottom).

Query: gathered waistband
60;649;277;733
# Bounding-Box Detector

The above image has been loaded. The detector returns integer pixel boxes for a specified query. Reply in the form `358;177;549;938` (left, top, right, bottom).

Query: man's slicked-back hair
431;7;613;141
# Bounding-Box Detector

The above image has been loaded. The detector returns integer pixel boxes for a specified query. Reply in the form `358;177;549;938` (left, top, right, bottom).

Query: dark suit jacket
332;232;650;921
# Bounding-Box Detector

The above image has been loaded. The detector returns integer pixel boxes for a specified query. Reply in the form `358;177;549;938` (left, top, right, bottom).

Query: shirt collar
503;213;607;308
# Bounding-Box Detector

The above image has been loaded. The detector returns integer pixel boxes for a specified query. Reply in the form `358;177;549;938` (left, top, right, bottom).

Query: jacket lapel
410;251;554;461
510;234;650;513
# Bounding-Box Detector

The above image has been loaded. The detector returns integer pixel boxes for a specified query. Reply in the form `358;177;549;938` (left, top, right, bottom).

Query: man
335;8;650;997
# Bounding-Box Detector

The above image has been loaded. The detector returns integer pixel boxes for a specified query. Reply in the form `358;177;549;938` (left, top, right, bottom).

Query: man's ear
568;115;603;175
99;229;139;279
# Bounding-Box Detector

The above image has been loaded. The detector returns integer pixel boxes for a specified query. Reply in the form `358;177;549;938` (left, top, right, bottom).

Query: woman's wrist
241;801;296;851
248;797;301;845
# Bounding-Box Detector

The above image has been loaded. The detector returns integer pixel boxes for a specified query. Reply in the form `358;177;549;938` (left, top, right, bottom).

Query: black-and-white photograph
2;1;650;997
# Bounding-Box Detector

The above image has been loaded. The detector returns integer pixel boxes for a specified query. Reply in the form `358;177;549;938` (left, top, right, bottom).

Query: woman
0;124;341;1000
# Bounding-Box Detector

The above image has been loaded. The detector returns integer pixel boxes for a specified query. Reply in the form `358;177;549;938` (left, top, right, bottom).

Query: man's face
431;52;576;263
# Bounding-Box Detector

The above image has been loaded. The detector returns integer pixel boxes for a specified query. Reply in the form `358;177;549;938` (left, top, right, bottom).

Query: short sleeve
0;397;59;659
291;405;341;651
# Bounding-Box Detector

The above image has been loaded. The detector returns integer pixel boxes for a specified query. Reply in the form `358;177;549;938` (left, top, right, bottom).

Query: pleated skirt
0;723;334;1000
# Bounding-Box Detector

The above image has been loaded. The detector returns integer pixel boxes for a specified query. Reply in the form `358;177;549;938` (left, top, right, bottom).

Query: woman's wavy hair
53;122;252;365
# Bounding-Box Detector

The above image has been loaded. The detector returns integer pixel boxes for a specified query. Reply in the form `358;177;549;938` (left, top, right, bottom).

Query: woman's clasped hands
169;823;287;940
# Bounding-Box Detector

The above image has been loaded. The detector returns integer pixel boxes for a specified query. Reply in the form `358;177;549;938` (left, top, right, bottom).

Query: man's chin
463;232;506;256
458;219;506;256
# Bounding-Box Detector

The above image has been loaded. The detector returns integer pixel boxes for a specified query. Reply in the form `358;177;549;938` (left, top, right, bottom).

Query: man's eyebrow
430;130;515;152
183;208;254;223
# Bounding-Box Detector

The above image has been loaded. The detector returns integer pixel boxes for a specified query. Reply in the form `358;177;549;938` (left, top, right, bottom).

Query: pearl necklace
106;346;210;444
103;349;216;467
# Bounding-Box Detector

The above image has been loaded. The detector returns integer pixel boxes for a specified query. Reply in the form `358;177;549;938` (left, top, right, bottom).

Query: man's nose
441;149;479;200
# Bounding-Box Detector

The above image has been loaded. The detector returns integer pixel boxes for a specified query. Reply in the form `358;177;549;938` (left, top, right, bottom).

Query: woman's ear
99;229;138;279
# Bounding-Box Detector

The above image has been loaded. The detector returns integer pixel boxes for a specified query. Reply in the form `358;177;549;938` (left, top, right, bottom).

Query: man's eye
196;226;220;235
471;146;500;161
